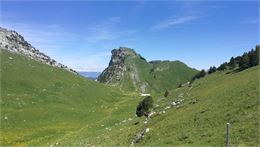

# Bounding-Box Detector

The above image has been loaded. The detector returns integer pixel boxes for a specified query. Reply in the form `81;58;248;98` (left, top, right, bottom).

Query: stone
145;128;150;133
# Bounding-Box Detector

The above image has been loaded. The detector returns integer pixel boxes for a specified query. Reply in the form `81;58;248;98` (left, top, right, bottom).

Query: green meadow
0;49;259;146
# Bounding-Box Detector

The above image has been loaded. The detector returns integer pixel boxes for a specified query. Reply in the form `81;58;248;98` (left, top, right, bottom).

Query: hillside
90;65;259;146
98;47;198;93
0;49;141;146
1;47;259;146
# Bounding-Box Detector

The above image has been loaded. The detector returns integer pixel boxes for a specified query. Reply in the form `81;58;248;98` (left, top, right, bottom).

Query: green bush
136;96;154;117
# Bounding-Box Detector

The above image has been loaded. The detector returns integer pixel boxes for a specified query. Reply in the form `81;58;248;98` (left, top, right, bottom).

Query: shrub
228;57;237;69
217;62;228;71
192;69;206;82
164;89;169;97
208;66;217;74
136;96;154;117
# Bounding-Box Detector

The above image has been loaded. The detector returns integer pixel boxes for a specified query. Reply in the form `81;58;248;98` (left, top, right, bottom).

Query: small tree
228;57;236;69
136;96;154;117
208;66;217;74
195;69;206;78
256;45;260;65
249;46;259;67
164;89;169;97
217;62;228;71
191;69;206;83
238;52;250;69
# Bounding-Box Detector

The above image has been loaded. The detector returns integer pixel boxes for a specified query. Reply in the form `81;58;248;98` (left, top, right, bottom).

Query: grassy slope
0;49;142;146
149;60;198;92
119;56;198;93
93;66;259;146
1;48;259;146
140;66;259;146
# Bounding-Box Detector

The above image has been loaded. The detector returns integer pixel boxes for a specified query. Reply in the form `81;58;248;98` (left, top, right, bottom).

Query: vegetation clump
208;66;217;74
191;45;259;83
164;89;169;97
218;45;259;71
192;69;206;82
136;96;154;117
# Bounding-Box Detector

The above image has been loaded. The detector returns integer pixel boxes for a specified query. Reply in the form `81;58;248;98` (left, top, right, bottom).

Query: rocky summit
98;47;198;93
98;47;138;84
0;27;77;74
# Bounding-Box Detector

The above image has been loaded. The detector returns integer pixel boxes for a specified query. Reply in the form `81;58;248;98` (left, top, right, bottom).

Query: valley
1;45;259;146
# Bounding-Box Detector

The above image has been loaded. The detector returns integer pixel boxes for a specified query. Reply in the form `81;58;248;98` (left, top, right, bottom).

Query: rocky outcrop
98;47;198;93
0;27;77;74
97;47;138;84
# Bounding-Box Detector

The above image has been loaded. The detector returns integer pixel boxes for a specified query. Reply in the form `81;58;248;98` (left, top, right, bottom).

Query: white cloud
152;16;198;30
85;16;136;43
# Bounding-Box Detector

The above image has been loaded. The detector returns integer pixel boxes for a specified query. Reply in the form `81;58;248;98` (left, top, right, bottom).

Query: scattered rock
148;111;156;118
141;93;151;97
164;106;171;110
171;101;176;106
145;128;150;133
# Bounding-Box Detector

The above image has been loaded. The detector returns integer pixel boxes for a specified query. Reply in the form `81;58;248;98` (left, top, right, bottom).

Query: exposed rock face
97;47;137;84
0;27;77;74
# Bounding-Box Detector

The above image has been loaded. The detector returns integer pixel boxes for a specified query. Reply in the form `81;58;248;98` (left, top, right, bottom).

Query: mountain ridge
0;27;77;74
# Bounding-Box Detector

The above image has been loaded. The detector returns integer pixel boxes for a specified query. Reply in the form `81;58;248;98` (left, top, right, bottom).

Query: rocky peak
0;27;77;74
109;47;137;66
97;47;138;84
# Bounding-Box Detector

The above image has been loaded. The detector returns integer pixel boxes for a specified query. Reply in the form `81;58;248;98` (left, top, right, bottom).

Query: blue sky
1;1;259;71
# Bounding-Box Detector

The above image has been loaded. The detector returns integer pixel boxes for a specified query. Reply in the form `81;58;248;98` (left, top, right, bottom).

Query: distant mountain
0;27;77;74
98;47;198;93
79;71;101;80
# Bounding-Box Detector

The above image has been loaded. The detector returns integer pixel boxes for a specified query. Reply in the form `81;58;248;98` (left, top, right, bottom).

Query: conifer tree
239;52;250;69
217;62;228;71
229;57;236;69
